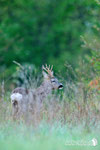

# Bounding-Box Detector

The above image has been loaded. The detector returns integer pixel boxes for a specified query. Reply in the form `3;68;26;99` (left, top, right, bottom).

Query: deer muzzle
58;83;63;90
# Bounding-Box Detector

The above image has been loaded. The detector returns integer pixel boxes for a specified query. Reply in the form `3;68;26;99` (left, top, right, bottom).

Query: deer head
42;64;63;90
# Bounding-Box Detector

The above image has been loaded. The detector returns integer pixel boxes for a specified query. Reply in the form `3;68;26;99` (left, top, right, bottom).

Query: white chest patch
11;93;22;102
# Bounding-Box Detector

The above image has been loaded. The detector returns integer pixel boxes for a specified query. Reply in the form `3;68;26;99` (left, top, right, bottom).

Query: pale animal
10;65;63;119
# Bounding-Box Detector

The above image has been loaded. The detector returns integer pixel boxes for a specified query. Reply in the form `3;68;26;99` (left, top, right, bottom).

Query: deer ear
42;71;48;79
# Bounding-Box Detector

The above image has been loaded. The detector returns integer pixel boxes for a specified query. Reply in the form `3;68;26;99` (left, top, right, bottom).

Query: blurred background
0;2;100;148
0;0;100;88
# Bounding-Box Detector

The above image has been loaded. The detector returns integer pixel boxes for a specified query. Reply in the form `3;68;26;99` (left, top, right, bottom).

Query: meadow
0;121;99;150
0;74;100;150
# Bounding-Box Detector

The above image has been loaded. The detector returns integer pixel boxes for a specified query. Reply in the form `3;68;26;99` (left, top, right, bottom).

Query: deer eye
51;79;55;83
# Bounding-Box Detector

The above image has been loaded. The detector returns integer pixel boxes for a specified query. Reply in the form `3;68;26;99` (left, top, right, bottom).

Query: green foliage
0;0;98;80
77;0;100;83
81;26;100;79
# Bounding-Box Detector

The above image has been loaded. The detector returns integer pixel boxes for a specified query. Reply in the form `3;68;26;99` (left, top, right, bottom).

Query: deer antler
42;64;54;77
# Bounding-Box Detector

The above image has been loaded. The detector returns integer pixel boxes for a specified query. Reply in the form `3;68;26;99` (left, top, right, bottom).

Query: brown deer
10;64;63;119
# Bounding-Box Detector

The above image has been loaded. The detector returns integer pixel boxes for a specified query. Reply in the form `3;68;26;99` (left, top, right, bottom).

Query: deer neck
36;80;52;99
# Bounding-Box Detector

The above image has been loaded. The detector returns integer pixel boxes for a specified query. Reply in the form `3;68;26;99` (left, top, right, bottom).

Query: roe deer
10;64;63;119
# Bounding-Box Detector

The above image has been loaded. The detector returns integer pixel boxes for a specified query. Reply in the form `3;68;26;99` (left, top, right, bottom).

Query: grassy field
0;75;100;150
0;121;100;150
0;88;100;150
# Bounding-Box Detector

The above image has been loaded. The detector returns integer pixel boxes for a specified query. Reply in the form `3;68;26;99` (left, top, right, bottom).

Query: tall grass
0;64;100;149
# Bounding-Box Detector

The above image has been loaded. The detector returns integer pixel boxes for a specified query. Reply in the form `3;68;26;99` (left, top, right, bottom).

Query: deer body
10;65;63;119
